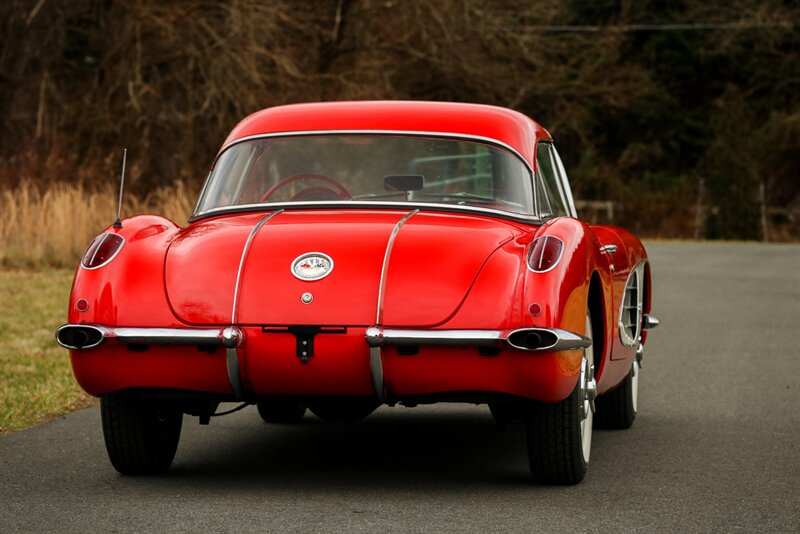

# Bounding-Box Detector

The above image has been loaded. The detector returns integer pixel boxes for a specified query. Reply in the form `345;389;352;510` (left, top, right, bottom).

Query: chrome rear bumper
365;326;591;352
58;324;590;353
55;324;243;351
58;323;591;404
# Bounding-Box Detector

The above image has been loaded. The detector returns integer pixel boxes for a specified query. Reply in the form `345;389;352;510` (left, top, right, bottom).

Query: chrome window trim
192;170;213;220
534;141;572;219
532;142;553;218
550;145;578;218
548;146;571;217
218;130;533;173
191;201;542;224
193;130;537;220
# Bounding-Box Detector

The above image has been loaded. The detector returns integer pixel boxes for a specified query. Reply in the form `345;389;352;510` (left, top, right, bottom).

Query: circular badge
291;252;334;281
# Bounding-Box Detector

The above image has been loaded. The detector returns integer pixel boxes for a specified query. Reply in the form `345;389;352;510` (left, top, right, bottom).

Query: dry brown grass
0;181;195;268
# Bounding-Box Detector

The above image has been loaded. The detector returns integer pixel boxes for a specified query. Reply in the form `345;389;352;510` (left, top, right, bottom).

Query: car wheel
256;398;307;424
594;354;639;430
307;397;380;423
526;313;596;485
101;392;183;475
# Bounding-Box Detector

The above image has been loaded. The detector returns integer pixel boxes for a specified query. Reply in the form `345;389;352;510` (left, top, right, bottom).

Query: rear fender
525;218;610;334
68;215;183;327
523;218;614;383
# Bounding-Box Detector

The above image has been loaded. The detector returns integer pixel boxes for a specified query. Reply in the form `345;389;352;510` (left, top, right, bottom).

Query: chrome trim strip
226;211;281;401
55;324;242;350
366;327;504;347
192;170;213;219
191;201;541;225
643;314;660;330
550;145;579;218
365;326;590;351
218;130;533;174
375;210;418;324
111;327;225;345
230;210;283;323
193;130;539;222
618;259;647;348
539;142;571;219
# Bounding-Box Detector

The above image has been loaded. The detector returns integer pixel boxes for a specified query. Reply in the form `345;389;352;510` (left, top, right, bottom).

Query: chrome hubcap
579;315;596;463
632;337;642;414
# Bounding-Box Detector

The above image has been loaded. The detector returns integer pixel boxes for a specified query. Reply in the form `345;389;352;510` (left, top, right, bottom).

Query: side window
551;146;577;217
535;142;568;218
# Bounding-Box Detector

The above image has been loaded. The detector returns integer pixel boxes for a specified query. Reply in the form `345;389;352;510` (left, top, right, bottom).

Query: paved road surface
2;242;798;533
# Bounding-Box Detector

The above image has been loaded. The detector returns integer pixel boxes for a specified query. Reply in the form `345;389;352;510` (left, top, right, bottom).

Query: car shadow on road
117;405;623;492
162;406;547;489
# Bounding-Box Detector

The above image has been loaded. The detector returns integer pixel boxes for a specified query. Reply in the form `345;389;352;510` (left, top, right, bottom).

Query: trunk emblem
291;252;334;281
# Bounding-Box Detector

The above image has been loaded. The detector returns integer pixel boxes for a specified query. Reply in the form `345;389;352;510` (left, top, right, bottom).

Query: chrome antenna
113;148;127;229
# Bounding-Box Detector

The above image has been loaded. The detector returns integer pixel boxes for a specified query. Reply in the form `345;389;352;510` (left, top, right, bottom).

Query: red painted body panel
66;208;650;401
588;224;650;389
164;210;518;328
64;102;655;408
382;346;575;403
68;215;182;327
70;344;232;397
240;327;375;396
222;101;550;164
381;212;517;326
164;213;264;324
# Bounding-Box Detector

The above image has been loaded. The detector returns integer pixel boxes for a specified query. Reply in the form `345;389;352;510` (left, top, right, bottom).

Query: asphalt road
2;242;798;533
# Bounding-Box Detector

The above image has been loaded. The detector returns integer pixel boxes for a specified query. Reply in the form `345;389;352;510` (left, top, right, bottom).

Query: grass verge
0;268;95;433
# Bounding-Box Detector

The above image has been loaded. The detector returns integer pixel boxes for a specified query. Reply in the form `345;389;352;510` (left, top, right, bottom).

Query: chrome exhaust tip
506;328;591;351
55;324;106;350
643;314;660;330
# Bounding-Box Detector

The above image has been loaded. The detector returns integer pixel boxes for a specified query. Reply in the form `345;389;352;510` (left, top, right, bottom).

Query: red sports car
57;101;658;484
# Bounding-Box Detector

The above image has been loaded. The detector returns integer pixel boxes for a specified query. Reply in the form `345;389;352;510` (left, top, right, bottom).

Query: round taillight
81;233;125;269
527;235;564;273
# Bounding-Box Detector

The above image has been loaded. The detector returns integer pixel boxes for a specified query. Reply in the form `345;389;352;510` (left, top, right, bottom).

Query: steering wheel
260;174;351;202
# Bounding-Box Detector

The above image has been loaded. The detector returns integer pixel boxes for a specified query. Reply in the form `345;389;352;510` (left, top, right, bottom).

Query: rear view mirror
384;175;424;192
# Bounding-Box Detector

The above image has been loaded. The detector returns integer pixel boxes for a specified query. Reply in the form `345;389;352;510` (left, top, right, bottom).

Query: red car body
58;101;657;483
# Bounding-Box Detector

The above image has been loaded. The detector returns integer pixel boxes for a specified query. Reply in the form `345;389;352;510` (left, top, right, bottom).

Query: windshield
194;134;535;216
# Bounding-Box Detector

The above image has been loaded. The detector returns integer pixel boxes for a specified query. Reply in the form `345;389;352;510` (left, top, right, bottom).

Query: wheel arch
641;259;653;344
587;270;607;381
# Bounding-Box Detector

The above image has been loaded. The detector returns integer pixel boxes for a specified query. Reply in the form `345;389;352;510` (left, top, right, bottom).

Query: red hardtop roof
222;101;550;164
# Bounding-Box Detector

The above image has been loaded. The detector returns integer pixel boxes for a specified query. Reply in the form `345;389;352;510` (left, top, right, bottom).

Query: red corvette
57;101;658;484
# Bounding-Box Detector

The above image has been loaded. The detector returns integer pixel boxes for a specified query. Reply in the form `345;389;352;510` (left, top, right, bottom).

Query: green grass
0;268;95;433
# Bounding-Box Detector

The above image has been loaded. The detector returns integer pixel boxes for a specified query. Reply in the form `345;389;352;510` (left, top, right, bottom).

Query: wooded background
1;0;797;240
